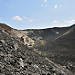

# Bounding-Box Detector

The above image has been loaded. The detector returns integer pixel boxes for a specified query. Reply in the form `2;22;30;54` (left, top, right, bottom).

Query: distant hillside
42;24;75;55
25;27;70;40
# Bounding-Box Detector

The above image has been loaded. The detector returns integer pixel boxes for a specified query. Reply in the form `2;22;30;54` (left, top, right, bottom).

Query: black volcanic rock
23;24;75;74
0;23;75;75
39;25;75;74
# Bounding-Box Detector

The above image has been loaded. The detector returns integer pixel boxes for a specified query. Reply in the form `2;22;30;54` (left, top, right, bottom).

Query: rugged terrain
25;25;75;74
0;23;75;75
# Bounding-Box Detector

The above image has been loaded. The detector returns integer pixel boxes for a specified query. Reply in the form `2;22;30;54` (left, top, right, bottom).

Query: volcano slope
35;25;75;74
23;24;75;74
0;23;74;75
41;25;75;62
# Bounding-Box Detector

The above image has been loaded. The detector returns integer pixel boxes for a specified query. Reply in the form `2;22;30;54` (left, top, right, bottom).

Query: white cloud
69;17;75;19
44;0;47;3
41;4;43;7
13;16;22;21
64;20;75;24
55;4;58;8
13;16;35;23
52;24;68;27
53;20;58;23
28;19;34;23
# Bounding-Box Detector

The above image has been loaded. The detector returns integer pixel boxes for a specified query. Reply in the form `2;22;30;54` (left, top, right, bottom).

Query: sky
0;0;75;29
